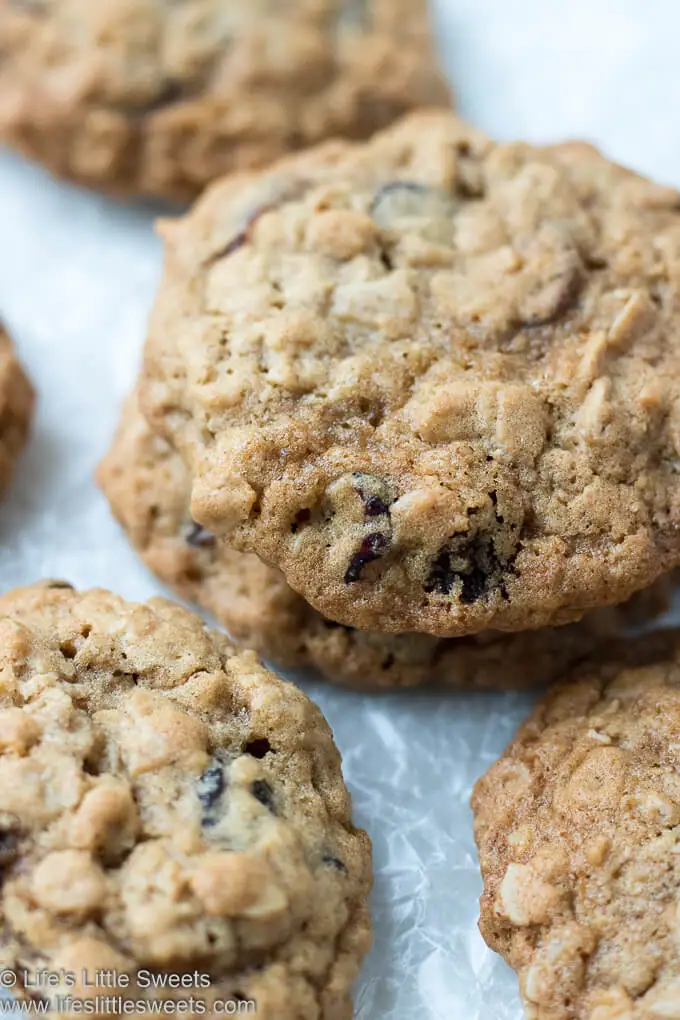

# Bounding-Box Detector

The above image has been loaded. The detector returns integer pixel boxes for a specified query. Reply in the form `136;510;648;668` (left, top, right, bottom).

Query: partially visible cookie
141;110;680;637
0;0;450;201
0;582;371;1019
0;322;33;495
97;392;675;692
473;636;680;1020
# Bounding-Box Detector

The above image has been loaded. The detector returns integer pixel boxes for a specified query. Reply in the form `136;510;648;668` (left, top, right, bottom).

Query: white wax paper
1;2;679;1016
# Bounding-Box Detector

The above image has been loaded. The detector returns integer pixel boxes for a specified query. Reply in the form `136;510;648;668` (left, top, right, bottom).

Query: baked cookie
0;322;34;496
472;636;680;1020
0;582;371;1019
141;110;680;636
0;0;450;202
97;391;674;692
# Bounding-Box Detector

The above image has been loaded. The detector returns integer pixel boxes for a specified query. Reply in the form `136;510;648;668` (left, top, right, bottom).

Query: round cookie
0;582;371;1019
0;0;450;202
472;636;680;1020
97;391;674;692
0;321;34;496
141;110;680;636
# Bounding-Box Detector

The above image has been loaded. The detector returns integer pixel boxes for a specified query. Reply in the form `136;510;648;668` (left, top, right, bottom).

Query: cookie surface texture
142;111;680;635
473;636;680;1020
0;582;372;1019
0;0;450;200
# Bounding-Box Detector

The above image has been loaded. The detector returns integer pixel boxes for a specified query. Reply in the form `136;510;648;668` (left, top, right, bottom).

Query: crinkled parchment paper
1;1;679;1016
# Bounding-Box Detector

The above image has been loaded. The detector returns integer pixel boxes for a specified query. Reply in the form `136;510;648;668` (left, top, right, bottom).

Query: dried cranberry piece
206;181;311;265
206;204;276;264
459;566;489;604
0;830;18;870
197;763;225;816
251;779;277;815
425;550;457;596
323;855;348;873
344;532;389;583
425;535;517;604
364;495;389;517
350;473;391;518
185;521;216;548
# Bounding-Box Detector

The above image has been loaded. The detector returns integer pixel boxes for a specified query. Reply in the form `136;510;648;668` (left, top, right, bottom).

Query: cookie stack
100;110;680;694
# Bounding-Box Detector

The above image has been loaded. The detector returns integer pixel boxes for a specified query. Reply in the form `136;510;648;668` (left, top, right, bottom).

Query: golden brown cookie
0;321;34;496
97;391;675;692
141;111;680;636
0;582;371;1019
0;0;450;201
472;635;680;1020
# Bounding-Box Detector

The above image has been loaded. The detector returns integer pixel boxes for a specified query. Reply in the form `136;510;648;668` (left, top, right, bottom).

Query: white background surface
0;2;678;1017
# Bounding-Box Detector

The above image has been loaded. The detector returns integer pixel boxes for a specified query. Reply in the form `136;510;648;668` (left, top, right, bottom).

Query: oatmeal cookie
97;391;675;692
472;635;680;1020
0;0;450;201
141;111;680;636
0;322;34;496
0;582;371;1019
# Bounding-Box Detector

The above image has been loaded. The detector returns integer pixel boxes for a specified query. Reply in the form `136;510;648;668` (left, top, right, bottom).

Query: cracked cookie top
142;111;680;636
0;0;450;201
99;390;674;692
0;583;371;1019
473;635;680;1020
0;322;34;496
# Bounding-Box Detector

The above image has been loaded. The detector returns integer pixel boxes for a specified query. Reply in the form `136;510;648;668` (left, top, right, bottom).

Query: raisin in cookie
0;582;371;1019
141;111;680;637
472;635;680;1020
97;391;674;692
0;322;33;496
0;0;450;202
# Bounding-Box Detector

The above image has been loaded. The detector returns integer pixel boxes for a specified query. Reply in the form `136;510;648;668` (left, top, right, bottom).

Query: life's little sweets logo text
18;969;212;990
0;969;256;1015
